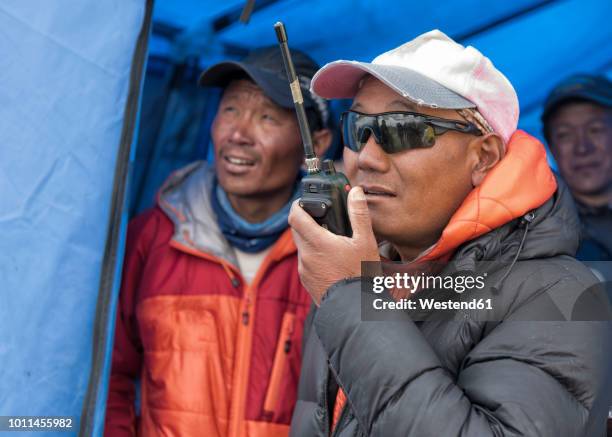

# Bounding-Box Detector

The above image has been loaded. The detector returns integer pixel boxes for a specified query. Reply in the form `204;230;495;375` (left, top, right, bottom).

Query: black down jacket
290;182;612;437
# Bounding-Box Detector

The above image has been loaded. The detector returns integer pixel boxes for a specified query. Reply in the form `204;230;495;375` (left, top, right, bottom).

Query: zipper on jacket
228;256;279;437
229;285;254;437
263;312;296;416
171;230;295;437
168;235;295;435
242;292;251;325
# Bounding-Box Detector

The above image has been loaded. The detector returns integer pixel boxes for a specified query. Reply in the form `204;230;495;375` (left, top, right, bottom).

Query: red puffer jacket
104;162;312;437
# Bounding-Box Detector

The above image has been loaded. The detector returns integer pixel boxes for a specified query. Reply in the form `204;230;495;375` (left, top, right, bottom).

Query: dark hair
305;107;323;133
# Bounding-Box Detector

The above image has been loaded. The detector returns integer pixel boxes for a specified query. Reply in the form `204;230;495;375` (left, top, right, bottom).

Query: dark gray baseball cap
199;46;329;127
542;73;612;121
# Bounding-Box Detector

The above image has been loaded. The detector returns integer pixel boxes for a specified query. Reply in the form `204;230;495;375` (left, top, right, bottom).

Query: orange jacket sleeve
104;209;159;437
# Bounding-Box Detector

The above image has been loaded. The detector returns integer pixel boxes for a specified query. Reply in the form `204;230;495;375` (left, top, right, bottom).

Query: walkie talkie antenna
274;21;320;174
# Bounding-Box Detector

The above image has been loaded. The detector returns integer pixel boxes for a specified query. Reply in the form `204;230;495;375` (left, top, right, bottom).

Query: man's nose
357;133;390;173
229;115;254;145
574;131;595;156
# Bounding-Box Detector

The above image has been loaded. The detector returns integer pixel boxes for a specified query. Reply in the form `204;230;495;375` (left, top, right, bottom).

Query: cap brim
543;92;612;119
311;60;475;109
199;61;311;110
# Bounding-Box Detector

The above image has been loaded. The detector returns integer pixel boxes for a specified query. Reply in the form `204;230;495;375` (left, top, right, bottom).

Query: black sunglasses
340;110;483;154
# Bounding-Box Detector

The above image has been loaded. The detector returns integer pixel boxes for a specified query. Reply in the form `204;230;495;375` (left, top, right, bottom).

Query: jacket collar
418;130;558;262
157;161;296;268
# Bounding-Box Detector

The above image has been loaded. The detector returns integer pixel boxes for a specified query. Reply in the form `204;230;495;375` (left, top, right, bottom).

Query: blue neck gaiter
211;178;301;253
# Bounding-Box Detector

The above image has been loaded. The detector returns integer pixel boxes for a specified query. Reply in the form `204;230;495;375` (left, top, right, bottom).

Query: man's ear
470;133;505;187
312;128;333;157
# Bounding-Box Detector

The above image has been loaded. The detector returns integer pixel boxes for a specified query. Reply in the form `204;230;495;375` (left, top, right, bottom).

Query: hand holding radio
288;186;380;304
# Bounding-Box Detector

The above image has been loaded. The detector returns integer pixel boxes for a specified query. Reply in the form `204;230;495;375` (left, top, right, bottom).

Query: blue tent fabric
0;1;147;435
128;59;221;216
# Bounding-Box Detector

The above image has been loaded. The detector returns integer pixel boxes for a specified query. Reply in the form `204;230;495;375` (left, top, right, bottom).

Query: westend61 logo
368;272;493;314
372;272;487;294
361;261;612;322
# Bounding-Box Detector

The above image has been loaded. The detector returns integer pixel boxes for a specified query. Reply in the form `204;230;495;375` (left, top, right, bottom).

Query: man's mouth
361;185;396;197
219;150;259;175
573;162;600;173
223;155;256;167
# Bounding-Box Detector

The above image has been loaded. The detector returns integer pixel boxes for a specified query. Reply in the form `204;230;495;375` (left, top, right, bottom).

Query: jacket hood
452;175;580;270
157;161;235;264
420;130;561;262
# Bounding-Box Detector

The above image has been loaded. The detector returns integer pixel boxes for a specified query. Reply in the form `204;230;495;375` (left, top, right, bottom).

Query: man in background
542;73;612;436
542;74;612;260
104;47;332;437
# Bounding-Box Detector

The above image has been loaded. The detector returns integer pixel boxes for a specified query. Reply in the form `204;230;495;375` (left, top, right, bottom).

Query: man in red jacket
104;47;332;437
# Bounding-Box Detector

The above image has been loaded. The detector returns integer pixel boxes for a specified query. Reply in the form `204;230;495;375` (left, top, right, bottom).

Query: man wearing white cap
289;30;611;436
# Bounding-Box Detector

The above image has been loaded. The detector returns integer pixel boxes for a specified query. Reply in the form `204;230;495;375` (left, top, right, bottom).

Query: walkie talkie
274;22;352;237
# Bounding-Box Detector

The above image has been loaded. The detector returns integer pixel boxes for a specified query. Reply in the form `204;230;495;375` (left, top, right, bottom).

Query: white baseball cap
311;29;519;143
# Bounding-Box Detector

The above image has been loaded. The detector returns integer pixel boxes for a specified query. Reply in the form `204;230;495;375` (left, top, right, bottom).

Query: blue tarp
0;1;146;435
0;1;610;435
